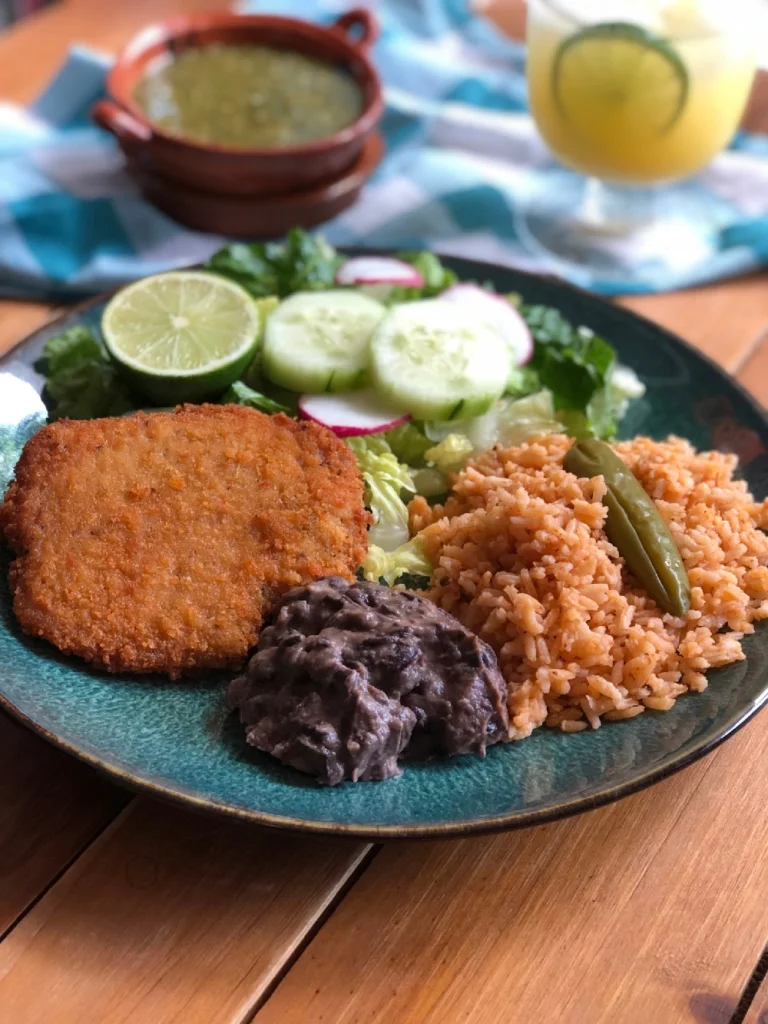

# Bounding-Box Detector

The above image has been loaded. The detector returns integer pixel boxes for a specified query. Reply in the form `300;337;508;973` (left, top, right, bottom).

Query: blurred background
0;0;767;300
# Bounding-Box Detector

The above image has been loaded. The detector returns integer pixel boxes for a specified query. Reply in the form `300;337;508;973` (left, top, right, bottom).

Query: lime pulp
101;271;261;404
552;22;689;136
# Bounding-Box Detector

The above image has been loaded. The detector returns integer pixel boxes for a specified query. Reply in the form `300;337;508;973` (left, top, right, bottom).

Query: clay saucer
128;131;384;237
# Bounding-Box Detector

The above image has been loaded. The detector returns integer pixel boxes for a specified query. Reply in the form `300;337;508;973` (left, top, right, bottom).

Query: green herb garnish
206;229;341;298
36;326;137;420
523;305;615;413
221;380;291;415
395;572;431;591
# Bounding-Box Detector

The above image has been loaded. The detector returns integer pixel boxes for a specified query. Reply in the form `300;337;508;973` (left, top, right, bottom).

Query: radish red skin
298;390;411;437
440;284;534;366
336;256;425;287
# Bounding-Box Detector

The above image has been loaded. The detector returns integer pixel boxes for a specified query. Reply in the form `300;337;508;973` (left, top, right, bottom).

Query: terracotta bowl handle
332;7;379;51
92;100;152;157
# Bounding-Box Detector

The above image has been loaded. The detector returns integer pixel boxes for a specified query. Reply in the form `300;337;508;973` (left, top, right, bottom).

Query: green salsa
134;44;364;148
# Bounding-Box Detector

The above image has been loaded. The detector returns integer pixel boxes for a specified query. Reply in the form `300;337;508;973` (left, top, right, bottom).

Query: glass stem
579;178;661;234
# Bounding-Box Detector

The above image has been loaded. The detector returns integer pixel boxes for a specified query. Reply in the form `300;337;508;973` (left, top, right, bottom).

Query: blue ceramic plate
2;256;768;838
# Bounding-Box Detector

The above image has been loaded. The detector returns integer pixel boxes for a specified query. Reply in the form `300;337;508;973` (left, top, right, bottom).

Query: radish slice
440;284;534;366
298;389;411;437
336;256;425;288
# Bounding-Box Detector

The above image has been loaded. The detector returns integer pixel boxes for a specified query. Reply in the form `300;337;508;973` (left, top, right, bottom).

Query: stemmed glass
522;0;759;286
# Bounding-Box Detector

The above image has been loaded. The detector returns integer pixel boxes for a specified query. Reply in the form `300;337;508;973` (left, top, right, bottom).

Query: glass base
518;173;720;289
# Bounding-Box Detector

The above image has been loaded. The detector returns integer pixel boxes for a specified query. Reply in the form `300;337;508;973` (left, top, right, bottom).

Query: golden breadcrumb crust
1;404;370;677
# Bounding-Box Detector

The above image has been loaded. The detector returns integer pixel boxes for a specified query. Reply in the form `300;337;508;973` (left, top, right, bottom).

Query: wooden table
2;2;768;1021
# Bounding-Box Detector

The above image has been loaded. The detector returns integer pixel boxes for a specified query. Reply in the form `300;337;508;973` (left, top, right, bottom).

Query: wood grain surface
1;1;768;1023
0;0;230;105
0;799;371;1024
620;276;768;375
0;714;127;938
251;713;768;1024
0;303;58;359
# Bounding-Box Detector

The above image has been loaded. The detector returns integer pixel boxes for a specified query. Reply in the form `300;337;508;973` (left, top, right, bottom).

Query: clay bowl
92;8;383;198
128;131;384;237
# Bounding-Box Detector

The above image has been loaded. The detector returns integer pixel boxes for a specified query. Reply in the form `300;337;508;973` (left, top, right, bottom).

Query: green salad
36;228;645;587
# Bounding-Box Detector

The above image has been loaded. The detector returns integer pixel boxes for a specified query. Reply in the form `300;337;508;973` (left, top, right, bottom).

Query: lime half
553;22;689;137
102;271;261;404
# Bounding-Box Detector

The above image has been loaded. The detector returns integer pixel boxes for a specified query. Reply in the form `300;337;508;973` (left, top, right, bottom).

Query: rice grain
411;435;768;739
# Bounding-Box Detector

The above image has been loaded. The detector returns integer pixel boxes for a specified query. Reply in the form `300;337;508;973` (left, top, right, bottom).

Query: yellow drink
527;0;757;184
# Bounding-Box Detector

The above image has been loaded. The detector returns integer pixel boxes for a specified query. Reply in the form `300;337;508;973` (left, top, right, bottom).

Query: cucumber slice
370;299;511;421
262;290;386;393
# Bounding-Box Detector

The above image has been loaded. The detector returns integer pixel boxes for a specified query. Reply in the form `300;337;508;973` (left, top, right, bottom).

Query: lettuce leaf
346;435;415;552
221;380;290;415
425;391;563;454
410;466;449;499
564;364;647;440
361;536;432;586
424;433;474;474
386;251;458;303
383;421;434;465
400;251;458;294
240;351;299;415
489;390;565;448
505;364;540;397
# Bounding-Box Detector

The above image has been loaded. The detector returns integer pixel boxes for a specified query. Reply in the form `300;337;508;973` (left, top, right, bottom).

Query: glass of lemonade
523;0;759;284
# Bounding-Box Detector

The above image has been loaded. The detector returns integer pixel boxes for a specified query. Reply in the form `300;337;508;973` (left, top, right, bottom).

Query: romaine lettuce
361;536;432;586
424;434;474;474
346;435;415;552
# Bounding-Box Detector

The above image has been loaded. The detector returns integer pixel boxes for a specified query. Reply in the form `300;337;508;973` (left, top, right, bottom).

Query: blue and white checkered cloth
1;0;768;300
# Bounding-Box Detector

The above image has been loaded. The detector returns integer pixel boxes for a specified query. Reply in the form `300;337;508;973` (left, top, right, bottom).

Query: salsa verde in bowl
91;8;384;197
134;43;365;149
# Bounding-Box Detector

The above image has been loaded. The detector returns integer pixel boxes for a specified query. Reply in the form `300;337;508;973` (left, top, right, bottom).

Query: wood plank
0;8;766;1024
473;0;526;41
251;302;768;1024
741;69;768;136
0;303;58;360
0;0;232;105
0;712;127;938
252;712;768;1024
0;798;371;1024
619;274;768;374
1;303;131;929
0;11;368;1016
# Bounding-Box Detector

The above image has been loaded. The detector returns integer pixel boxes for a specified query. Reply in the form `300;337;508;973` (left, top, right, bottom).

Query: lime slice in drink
552;22;689;137
102;271;261;404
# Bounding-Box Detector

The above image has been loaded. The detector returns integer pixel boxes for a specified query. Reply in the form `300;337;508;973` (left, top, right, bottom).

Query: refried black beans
227;577;509;785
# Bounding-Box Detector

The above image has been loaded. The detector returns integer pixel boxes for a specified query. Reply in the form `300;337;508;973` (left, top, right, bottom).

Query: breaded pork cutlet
1;404;370;677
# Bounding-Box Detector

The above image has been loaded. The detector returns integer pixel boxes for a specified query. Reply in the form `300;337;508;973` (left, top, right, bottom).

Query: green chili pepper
564;438;691;617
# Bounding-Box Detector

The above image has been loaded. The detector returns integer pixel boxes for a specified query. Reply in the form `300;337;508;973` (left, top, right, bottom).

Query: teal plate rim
2;253;768;840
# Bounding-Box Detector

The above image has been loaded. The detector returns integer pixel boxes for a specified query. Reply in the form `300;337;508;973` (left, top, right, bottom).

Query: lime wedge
553;22;689;138
102;271;261;404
